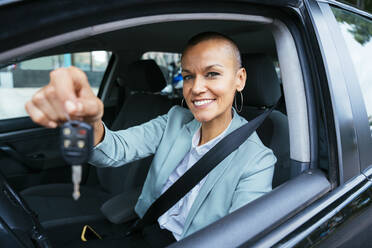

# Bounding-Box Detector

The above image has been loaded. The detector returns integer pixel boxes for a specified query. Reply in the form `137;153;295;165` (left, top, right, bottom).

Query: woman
26;32;276;247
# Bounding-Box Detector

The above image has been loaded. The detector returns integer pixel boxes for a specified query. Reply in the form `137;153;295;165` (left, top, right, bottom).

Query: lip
192;98;216;109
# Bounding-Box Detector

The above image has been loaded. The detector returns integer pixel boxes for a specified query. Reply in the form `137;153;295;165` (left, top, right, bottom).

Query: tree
340;0;372;13
333;7;372;45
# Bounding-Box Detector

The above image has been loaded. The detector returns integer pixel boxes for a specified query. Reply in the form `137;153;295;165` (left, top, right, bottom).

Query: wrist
93;120;104;146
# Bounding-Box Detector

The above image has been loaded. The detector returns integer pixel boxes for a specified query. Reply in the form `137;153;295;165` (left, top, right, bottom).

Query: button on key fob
60;120;93;165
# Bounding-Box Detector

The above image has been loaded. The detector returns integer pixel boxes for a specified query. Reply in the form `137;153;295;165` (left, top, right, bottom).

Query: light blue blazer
89;106;276;239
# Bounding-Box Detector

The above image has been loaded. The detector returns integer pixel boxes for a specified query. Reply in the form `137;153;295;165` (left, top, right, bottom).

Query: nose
191;75;207;94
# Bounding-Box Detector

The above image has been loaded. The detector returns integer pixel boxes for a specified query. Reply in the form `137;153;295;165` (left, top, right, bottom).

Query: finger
49;68;79;114
66;67;102;120
49;66;100;122
25;100;57;128
44;85;68;122
32;88;60;122
72;98;103;123
68;66;91;92
51;67;94;115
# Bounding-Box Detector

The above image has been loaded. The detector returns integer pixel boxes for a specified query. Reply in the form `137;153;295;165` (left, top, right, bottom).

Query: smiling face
181;39;246;126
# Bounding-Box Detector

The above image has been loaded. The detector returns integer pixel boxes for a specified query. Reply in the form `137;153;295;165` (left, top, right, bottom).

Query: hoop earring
234;91;243;113
181;98;185;108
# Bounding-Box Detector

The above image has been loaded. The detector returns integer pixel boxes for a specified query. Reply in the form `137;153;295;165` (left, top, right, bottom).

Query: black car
0;0;371;247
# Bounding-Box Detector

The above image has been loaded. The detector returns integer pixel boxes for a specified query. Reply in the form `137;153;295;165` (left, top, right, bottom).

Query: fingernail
65;100;76;113
76;102;83;112
48;121;57;128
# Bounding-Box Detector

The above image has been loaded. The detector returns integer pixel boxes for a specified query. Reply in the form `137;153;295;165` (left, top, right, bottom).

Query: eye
182;74;193;81
206;72;220;78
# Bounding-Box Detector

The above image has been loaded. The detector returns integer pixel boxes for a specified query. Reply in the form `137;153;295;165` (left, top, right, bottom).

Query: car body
0;0;371;247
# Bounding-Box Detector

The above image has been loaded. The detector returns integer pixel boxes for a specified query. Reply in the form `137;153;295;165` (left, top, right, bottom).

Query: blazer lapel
154;119;200;197
182;110;246;235
182;153;235;235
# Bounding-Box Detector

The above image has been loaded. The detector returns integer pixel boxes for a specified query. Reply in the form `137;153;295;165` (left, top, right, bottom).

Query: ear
235;67;246;92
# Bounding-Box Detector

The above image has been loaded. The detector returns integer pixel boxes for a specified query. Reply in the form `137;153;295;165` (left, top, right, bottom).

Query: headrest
241;54;281;107
125;60;167;92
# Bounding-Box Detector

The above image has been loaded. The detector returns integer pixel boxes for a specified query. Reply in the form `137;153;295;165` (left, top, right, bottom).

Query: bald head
182;32;242;71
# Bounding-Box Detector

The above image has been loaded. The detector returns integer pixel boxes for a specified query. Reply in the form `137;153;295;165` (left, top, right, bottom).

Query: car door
168;1;372;247
0;51;111;191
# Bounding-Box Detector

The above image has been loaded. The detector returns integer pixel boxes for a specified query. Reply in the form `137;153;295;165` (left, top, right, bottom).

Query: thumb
64;99;79;115
72;97;103;124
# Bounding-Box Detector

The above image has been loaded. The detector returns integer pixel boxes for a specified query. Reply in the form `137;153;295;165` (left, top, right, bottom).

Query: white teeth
194;99;213;106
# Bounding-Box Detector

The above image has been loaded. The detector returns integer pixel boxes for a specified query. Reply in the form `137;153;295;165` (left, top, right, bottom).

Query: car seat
240;54;290;188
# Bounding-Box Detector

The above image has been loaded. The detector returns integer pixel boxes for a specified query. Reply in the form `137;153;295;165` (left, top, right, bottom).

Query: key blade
72;165;82;183
72;165;82;201
73;190;80;200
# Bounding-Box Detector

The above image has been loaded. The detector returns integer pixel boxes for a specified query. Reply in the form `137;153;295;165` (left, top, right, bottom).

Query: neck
199;109;233;146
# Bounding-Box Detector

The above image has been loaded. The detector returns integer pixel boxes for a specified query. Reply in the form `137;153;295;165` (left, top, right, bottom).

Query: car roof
1;1;287;64
0;0;302;8
37;20;276;56
3;0;370;64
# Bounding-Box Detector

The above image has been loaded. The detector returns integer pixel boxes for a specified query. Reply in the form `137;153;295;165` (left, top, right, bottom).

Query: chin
192;112;215;123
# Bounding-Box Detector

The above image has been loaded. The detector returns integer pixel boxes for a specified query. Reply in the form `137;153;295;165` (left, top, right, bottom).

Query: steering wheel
0;172;52;248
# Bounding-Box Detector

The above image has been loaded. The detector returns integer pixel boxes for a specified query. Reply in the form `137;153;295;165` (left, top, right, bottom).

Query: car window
141;51;182;98
0;51;111;120
331;7;372;134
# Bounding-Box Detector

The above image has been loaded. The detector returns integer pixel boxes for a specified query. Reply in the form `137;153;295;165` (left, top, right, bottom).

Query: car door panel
169;170;331;248
0;117;70;191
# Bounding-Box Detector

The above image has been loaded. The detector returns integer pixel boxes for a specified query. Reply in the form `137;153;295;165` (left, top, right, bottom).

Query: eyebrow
182;64;224;73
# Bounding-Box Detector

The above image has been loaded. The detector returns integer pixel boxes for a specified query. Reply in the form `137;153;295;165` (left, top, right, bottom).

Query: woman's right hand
25;66;105;145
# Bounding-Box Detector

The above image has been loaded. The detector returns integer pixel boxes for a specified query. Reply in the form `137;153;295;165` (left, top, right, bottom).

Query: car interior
0;12;327;247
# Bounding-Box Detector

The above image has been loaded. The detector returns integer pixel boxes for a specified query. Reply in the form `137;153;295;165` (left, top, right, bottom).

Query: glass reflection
332;7;372;133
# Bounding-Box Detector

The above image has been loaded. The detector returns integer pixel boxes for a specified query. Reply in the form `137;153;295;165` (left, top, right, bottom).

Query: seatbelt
128;99;280;235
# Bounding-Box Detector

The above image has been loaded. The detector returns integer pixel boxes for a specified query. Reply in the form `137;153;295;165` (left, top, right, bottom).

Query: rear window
141;51;182;98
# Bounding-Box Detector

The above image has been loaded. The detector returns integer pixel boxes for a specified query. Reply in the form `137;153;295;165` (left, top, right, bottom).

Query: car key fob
60;120;94;165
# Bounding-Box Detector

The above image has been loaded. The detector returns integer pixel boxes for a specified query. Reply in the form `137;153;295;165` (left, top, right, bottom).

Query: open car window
0;51;111;120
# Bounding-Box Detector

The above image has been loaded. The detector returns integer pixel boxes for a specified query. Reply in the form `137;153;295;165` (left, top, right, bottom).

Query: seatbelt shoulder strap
128;99;280;235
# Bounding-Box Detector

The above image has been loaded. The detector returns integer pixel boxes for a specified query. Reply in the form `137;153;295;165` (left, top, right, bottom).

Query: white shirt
158;120;232;240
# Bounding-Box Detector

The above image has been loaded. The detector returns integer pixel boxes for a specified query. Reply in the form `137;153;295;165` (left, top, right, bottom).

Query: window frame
304;0;372;183
322;3;372;174
0;6;317;171
0;5;330;247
